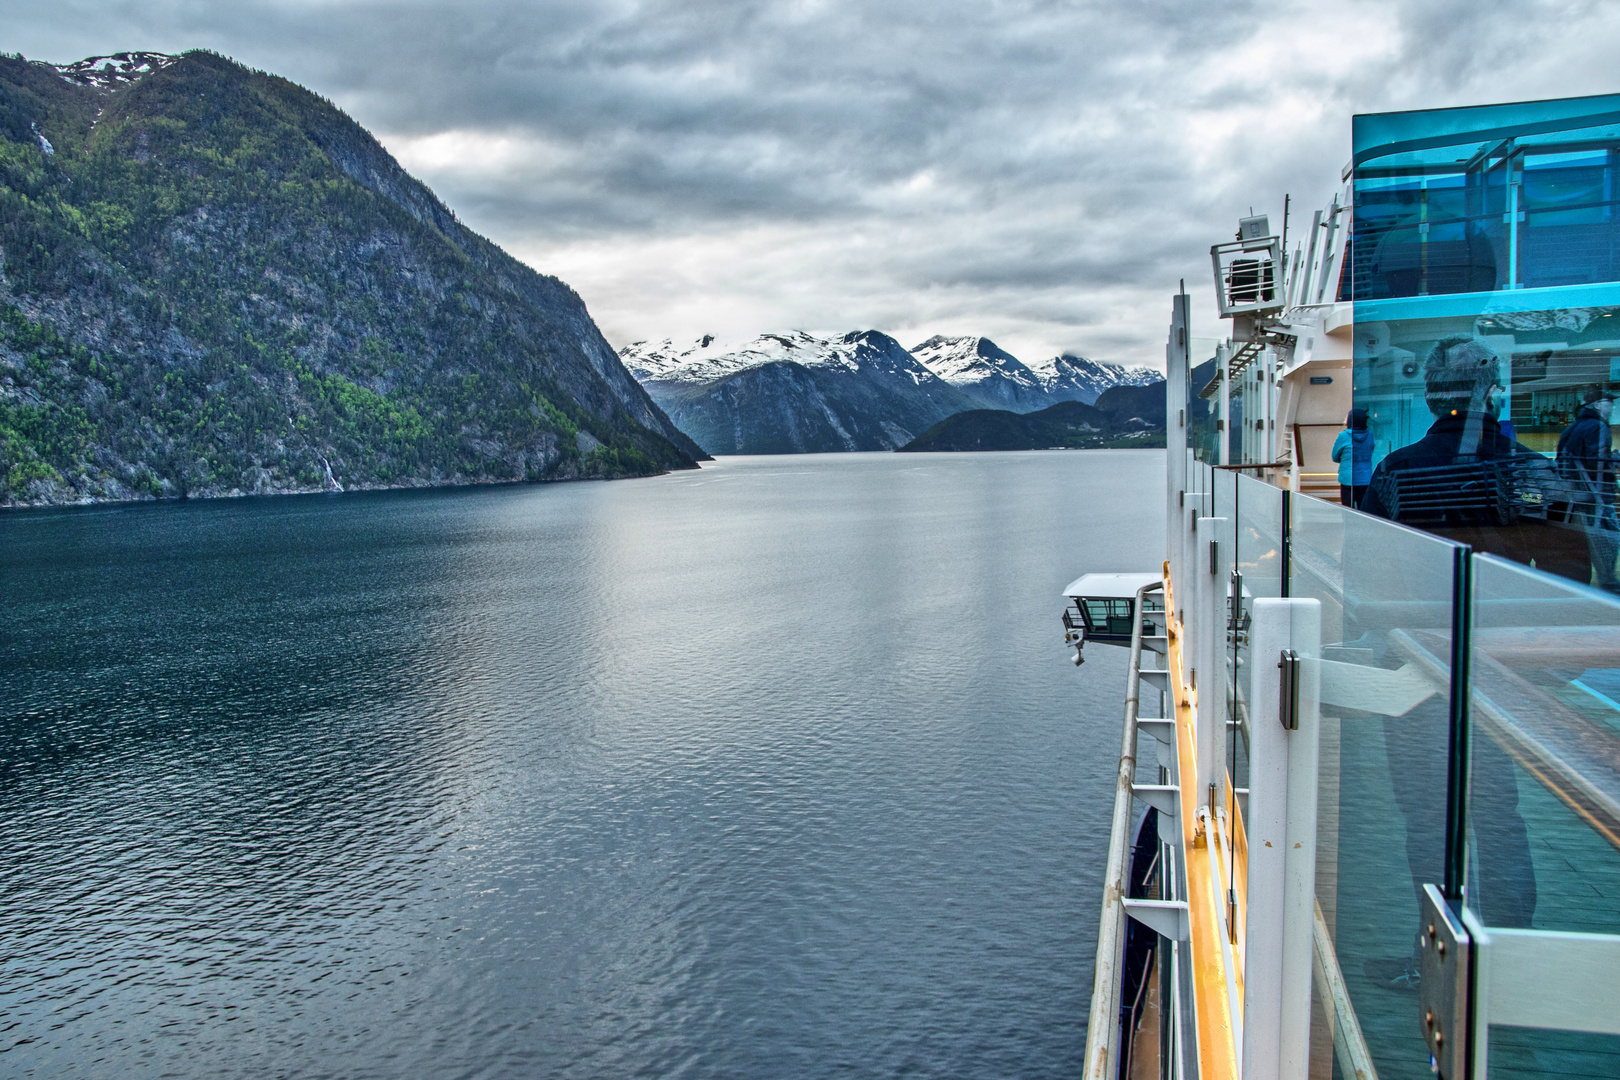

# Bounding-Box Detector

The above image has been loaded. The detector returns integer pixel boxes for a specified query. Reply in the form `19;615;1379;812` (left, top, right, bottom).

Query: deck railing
1096;453;1620;1080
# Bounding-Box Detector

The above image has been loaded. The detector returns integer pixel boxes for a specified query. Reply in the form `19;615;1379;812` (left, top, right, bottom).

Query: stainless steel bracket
1124;898;1190;942
1419;883;1620;1079
1277;649;1300;730
1419;884;1471;1079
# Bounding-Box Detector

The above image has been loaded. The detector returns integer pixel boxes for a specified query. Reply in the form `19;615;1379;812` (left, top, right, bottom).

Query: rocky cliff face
0;50;702;506
621;331;976;454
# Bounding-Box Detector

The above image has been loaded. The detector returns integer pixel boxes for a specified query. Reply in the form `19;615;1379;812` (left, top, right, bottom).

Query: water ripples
0;451;1163;1078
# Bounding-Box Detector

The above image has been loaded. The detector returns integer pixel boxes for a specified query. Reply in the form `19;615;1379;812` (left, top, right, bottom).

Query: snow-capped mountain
620;330;1163;454
623;330;949;387
619;331;976;454
908;336;1050;412
1032;353;1162;406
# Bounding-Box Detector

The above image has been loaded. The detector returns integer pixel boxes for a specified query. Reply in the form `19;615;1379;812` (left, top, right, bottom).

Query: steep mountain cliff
621;331;976;453
0;50;703;505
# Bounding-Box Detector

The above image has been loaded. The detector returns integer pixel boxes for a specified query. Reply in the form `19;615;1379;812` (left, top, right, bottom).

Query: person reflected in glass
1355;338;1539;989
1555;386;1620;593
1358;337;1575;570
1331;408;1372;507
1360;338;1523;519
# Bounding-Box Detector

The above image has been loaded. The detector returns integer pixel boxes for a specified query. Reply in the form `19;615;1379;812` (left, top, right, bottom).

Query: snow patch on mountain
620;330;943;387
909;335;1052;411
619;331;976;454
47;52;178;90
1030;353;1161;405
910;335;1042;391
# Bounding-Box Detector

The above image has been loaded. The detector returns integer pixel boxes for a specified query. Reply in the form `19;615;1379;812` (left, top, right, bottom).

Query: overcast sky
10;0;1620;369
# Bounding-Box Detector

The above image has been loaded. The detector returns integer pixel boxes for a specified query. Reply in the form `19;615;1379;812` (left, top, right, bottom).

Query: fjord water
1;450;1164;1079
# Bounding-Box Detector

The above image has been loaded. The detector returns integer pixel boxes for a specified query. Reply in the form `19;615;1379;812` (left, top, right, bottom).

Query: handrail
1312;899;1379;1080
1083;577;1164;1080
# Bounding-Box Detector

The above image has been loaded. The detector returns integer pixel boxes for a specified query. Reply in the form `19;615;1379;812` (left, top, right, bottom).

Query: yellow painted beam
1164;571;1241;1080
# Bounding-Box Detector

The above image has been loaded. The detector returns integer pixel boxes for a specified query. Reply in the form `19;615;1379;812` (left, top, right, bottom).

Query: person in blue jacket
1330;407;1373;507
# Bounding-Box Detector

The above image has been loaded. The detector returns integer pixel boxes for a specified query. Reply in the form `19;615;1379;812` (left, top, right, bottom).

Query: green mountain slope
897;383;1167;452
0;50;704;505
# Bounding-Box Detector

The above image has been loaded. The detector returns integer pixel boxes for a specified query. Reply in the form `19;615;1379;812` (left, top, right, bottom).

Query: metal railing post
1181;500;1201;660
1196;516;1228;796
1168;292;1190;589
1244;597;1322;1080
1083;580;1164;1080
1444;546;1473;900
1218;343;1231;468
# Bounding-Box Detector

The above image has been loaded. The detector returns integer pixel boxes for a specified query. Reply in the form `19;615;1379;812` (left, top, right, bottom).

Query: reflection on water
0;450;1165;1079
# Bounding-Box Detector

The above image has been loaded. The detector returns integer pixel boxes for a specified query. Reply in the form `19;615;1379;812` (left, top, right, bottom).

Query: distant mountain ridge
1036;353;1163;405
622;331;975;454
899;381;1168;452
0;49;702;506
620;331;1159;455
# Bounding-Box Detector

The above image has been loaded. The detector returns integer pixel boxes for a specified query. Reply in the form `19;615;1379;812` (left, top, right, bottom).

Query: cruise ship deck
1078;92;1620;1080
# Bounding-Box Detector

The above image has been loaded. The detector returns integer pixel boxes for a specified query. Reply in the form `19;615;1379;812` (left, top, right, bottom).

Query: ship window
1082;598;1134;636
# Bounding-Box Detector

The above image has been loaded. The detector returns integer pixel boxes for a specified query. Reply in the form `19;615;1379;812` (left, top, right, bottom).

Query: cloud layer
10;0;1620;367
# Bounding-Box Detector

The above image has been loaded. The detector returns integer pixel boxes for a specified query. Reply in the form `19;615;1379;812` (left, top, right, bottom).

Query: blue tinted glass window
1352;96;1620;592
1351;96;1620;300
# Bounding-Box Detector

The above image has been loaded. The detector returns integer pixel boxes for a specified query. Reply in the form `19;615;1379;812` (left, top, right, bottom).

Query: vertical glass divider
1444;545;1474;900
1280;489;1291;599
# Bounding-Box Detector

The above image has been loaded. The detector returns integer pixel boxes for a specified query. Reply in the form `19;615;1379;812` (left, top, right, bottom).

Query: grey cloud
8;0;1620;365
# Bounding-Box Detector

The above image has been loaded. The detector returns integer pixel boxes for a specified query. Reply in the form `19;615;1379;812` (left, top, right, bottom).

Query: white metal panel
1061;572;1163;600
1486;928;1620;1035
1244;598;1323;1080
1318;659;1438;716
1195;516;1227;797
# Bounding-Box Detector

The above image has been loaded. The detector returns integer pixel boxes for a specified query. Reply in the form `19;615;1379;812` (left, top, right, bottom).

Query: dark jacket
1360;410;1550;524
1556;405;1614;505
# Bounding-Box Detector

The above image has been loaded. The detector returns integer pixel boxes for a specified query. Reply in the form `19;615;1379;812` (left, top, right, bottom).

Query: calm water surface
1;450;1165;1079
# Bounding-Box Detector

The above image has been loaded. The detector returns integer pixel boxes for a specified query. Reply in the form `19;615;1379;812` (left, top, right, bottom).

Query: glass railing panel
1190;356;1219;465
1230;476;1283;809
1467;554;1620;937
1235;473;1283;600
1192;460;1213;519
1486;1030;1620;1080
1212;466;1239;570
1289;493;1463;1080
1467;555;1620;1080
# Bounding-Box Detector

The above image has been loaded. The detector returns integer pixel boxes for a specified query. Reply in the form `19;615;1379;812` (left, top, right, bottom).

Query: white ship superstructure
1075;93;1620;1080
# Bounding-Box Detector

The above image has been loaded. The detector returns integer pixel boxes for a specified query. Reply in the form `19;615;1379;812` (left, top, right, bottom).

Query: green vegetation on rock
0;50;704;506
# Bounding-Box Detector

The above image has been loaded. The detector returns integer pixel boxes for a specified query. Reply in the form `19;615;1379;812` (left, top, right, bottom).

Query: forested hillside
897;382;1167;452
0;50;703;505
